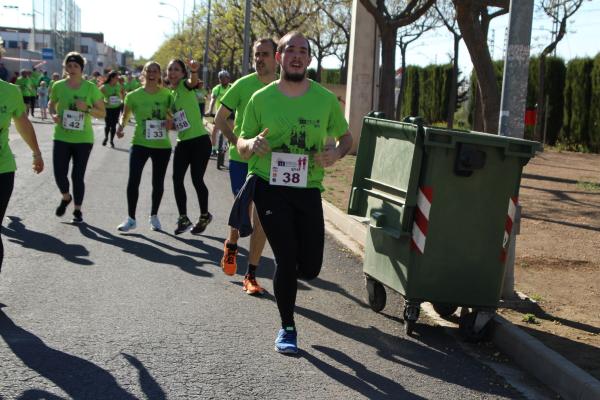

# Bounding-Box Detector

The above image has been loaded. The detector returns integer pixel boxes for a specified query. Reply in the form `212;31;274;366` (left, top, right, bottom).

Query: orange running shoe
243;274;265;295
220;240;237;276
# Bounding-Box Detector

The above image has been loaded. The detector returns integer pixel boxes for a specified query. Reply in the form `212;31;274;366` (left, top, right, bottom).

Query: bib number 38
270;152;308;188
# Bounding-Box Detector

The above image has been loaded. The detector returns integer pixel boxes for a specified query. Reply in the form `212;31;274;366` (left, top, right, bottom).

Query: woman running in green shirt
100;70;124;147
167;58;213;235
0;79;44;272
48;52;106;223
116;61;174;232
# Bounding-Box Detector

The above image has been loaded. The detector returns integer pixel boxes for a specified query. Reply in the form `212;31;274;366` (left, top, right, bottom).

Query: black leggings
0;172;15;273
104;107;120;142
53;140;93;206
127;145;171;220
253;177;324;328
173;135;212;216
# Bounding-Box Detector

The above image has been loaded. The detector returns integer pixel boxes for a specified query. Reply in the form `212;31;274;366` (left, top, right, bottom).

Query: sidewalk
322;199;600;400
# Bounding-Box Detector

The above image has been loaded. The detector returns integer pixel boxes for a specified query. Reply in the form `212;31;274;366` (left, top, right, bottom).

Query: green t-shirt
220;73;268;163
50;79;104;144
211;83;231;111
125;79;141;93
124;86;173;149
31;71;42;85
16;76;36;97
171;79;208;142
195;88;207;104
241;81;348;191
102;83;123;109
0;81;27;173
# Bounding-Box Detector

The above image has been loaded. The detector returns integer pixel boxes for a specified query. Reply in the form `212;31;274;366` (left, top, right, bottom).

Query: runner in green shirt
207;70;232;154
0;80;44;273
236;32;353;354
16;70;36;117
215;38;278;295
116;61;174;232
100;70;125;147
124;73;142;93
194;80;208;116
48;52;106;223
166;58;213;236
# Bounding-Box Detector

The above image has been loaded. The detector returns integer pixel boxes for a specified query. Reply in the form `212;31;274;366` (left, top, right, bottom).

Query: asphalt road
0;117;530;399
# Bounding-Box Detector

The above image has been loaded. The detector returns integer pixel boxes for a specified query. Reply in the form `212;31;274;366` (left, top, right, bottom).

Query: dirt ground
322;149;600;381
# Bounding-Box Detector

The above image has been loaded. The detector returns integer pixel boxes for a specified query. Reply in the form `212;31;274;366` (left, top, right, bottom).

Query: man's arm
313;131;352;168
215;106;237;144
13;111;44;173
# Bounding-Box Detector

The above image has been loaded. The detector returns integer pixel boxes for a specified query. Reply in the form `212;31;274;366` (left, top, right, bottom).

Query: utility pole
498;0;535;299
202;0;211;85
241;0;251;75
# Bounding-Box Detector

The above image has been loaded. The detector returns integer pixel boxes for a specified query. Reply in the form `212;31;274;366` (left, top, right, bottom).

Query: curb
321;199;600;400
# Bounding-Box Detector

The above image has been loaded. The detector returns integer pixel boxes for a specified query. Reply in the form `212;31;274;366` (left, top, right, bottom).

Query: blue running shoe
275;327;298;354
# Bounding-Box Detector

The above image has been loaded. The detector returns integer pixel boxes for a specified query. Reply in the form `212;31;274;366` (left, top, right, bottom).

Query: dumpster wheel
459;309;494;342
365;276;386;312
403;303;420;336
432;303;458;318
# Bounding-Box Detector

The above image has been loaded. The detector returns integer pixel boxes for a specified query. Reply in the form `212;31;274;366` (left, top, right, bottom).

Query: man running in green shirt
207;70;232;155
215;38;278;295
236;31;352;354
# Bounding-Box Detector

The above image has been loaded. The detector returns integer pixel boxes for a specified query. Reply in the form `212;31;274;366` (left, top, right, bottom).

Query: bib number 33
270;152;308;188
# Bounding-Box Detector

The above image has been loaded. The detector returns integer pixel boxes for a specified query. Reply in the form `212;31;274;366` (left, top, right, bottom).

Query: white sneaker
117;217;136;232
149;215;161;231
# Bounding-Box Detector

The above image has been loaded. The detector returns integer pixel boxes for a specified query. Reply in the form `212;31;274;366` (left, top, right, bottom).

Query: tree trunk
395;45;407;120
455;3;501;134
535;55;547;142
447;33;460;129
379;26;397;119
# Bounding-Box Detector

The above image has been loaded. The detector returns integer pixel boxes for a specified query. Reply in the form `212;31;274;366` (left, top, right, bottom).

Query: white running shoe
117;217;136;232
149;215;161;231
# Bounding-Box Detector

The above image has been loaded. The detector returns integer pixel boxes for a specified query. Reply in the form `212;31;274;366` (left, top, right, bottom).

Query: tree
435;0;462;128
252;0;317;38
319;0;352;84
359;0;435;120
534;0;586;143
395;8;439;119
452;0;508;133
306;11;342;83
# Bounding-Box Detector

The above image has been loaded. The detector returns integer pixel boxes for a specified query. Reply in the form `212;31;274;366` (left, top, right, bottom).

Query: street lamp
159;1;182;33
158;15;178;36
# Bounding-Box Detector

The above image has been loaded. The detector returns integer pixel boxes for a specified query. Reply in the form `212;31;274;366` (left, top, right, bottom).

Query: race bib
173;110;190;132
145;120;166;140
270;152;308;188
108;95;121;106
62;110;85;131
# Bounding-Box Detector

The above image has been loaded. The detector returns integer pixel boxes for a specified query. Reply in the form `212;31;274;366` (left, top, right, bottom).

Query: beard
282;66;306;82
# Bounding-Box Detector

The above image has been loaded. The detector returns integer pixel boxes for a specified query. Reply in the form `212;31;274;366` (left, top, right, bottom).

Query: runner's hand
116;123;124;138
187;59;200;73
314;145;340;168
166;118;174;131
51;114;61;124
75;99;88;112
32;154;44;174
251;128;270;156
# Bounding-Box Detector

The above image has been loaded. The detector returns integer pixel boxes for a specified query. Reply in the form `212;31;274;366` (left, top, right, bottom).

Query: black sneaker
102;138;108;146
174;215;192;235
72;209;83;224
191;213;212;235
55;195;72;217
110;141;115;148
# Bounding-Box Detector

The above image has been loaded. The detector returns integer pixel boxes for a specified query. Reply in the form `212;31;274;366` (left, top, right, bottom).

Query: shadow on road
3;216;92;266
76;223;213;277
296;305;519;399
122;352;167;400
0;307;142;399
16;389;65;399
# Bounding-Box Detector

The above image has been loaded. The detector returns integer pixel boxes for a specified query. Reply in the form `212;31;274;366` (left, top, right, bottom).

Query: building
0;26;131;77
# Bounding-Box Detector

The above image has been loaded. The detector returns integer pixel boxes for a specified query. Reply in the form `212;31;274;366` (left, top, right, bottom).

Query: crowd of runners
0;31;352;355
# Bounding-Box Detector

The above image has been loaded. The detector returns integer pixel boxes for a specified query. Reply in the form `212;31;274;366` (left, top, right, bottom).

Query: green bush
560;58;593;148
590;54;600;152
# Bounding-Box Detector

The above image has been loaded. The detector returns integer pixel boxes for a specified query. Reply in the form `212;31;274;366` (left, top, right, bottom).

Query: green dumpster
348;116;540;339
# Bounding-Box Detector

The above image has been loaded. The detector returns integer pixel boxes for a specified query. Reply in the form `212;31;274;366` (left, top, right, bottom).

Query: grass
522;313;540;324
529;293;544;302
577;181;600;192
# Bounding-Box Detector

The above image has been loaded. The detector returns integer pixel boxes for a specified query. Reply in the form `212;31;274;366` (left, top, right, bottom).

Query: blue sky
1;0;599;73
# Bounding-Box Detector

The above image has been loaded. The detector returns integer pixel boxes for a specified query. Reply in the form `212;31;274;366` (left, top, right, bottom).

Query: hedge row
400;64;453;124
